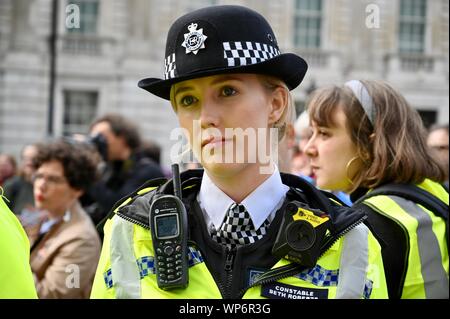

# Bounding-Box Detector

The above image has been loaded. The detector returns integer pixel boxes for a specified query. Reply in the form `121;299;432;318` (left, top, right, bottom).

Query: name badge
261;282;328;299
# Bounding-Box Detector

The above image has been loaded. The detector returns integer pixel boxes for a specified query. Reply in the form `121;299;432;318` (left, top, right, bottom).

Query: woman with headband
90;6;388;299
304;80;449;299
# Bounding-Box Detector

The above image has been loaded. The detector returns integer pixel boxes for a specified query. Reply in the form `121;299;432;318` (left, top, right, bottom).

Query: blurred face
172;74;285;178
304;107;360;192
90;121;127;161
33;160;81;217
21;145;38;180
427;128;449;178
294;126;313;176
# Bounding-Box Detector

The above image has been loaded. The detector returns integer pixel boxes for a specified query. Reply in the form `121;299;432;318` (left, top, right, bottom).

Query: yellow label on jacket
293;207;329;227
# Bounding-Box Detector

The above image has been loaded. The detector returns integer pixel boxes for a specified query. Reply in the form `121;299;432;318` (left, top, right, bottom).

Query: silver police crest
181;23;207;55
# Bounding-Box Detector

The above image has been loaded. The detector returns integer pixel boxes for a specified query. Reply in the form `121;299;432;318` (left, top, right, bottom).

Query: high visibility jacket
0;195;37;298
91;171;388;299
361;179;449;299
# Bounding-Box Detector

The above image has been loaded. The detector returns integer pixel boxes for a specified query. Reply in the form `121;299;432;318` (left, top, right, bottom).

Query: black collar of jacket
113;169;366;236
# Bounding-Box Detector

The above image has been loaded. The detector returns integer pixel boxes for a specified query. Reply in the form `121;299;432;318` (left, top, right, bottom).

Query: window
66;0;99;34
63;91;98;135
293;0;322;48
399;0;426;53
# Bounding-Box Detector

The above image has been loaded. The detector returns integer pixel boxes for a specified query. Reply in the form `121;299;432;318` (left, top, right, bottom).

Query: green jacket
91;171;388;299
0;193;37;298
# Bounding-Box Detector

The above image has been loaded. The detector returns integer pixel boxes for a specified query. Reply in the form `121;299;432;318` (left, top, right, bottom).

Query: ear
268;86;288;125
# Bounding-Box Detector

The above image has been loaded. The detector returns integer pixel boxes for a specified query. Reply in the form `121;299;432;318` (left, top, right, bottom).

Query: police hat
138;5;308;100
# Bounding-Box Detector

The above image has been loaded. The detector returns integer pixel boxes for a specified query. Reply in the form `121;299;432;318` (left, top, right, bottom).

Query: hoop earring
345;156;360;185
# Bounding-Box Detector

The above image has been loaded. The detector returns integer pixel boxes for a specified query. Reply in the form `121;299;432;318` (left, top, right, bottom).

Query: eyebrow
210;75;245;86
174;75;245;96
174;86;194;96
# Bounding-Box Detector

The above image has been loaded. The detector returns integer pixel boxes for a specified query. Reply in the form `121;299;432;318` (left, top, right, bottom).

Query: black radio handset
149;164;189;290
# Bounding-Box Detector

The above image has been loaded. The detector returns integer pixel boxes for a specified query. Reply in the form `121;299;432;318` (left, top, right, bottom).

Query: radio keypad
156;240;185;283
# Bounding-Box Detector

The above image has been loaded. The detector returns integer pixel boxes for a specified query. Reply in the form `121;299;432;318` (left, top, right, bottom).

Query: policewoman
91;5;388;299
304;80;449;298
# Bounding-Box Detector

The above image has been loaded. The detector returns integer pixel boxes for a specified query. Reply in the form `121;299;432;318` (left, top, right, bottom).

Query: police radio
149;164;189;290
272;201;331;268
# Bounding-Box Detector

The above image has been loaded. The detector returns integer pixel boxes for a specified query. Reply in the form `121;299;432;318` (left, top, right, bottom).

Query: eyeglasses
32;173;68;186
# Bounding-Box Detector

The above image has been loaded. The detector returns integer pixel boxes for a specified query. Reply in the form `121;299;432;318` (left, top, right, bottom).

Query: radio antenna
172;163;182;200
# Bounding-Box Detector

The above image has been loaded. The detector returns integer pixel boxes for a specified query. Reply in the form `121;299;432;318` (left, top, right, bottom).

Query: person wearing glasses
28;140;101;298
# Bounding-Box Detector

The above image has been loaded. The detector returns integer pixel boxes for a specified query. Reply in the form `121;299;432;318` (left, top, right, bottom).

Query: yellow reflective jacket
0;194;37;298
360;179;449;299
91;172;388;299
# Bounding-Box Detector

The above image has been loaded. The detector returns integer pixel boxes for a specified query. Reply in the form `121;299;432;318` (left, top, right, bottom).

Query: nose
34;177;47;193
199;98;220;129
303;136;317;158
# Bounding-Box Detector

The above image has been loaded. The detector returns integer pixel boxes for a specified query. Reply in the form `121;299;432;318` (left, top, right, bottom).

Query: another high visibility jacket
91;171;388;299
359;179;449;299
0;195;37;298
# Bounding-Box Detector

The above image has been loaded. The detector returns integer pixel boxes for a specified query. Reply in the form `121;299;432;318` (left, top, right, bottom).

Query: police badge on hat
181;23;207;55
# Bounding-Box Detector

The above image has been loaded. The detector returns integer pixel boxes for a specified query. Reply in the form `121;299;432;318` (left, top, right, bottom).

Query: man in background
85;114;165;226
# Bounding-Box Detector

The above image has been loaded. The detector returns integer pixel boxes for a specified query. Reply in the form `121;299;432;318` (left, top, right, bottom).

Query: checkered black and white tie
212;203;270;249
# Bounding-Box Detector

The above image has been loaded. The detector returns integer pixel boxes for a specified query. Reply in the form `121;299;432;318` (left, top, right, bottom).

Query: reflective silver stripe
335;224;369;298
110;216;141;298
390;196;449;298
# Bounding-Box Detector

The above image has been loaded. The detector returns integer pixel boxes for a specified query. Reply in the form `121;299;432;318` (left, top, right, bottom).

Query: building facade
0;0;448;166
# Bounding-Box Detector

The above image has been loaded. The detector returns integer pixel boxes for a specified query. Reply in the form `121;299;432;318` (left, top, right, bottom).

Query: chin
202;161;248;178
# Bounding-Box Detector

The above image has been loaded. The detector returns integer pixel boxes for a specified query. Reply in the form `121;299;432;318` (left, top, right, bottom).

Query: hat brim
138;53;308;100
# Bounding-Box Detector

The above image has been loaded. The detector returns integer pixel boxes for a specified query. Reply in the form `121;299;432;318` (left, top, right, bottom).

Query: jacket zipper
116;211;150;229
116;212;236;298
221;248;236;299
237;215;367;298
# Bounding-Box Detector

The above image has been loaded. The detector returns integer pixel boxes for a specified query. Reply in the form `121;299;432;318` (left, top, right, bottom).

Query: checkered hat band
212;203;270;249
164;53;176;80
223;41;281;67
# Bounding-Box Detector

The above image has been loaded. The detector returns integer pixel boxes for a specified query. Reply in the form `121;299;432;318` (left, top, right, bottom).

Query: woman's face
33;160;81;217
172;74;285;177
304;106;360;192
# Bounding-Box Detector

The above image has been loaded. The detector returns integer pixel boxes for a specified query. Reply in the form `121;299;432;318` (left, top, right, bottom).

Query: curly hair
32;140;99;192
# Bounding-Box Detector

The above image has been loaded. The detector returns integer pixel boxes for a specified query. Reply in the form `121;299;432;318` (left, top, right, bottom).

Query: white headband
345;80;375;126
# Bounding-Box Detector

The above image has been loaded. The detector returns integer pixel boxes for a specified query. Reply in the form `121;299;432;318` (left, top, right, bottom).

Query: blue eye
222;86;237;97
180;95;197;107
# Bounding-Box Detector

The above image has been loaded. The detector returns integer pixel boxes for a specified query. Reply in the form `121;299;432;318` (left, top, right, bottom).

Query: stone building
0;0;448;167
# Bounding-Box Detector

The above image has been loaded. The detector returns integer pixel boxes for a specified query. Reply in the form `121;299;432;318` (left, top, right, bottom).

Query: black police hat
138;5;308;100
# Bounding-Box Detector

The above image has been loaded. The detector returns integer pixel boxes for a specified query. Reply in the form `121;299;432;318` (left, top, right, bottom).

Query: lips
202;136;228;148
35;194;45;202
311;165;320;173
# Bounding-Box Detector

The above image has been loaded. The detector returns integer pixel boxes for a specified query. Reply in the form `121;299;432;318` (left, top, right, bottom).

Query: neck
48;199;76;220
206;163;275;203
48;208;67;220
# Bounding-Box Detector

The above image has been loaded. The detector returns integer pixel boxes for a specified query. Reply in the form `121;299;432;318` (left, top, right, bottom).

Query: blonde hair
307;80;446;192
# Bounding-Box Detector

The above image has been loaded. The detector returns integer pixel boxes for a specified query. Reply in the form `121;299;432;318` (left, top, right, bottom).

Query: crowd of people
0;4;448;300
